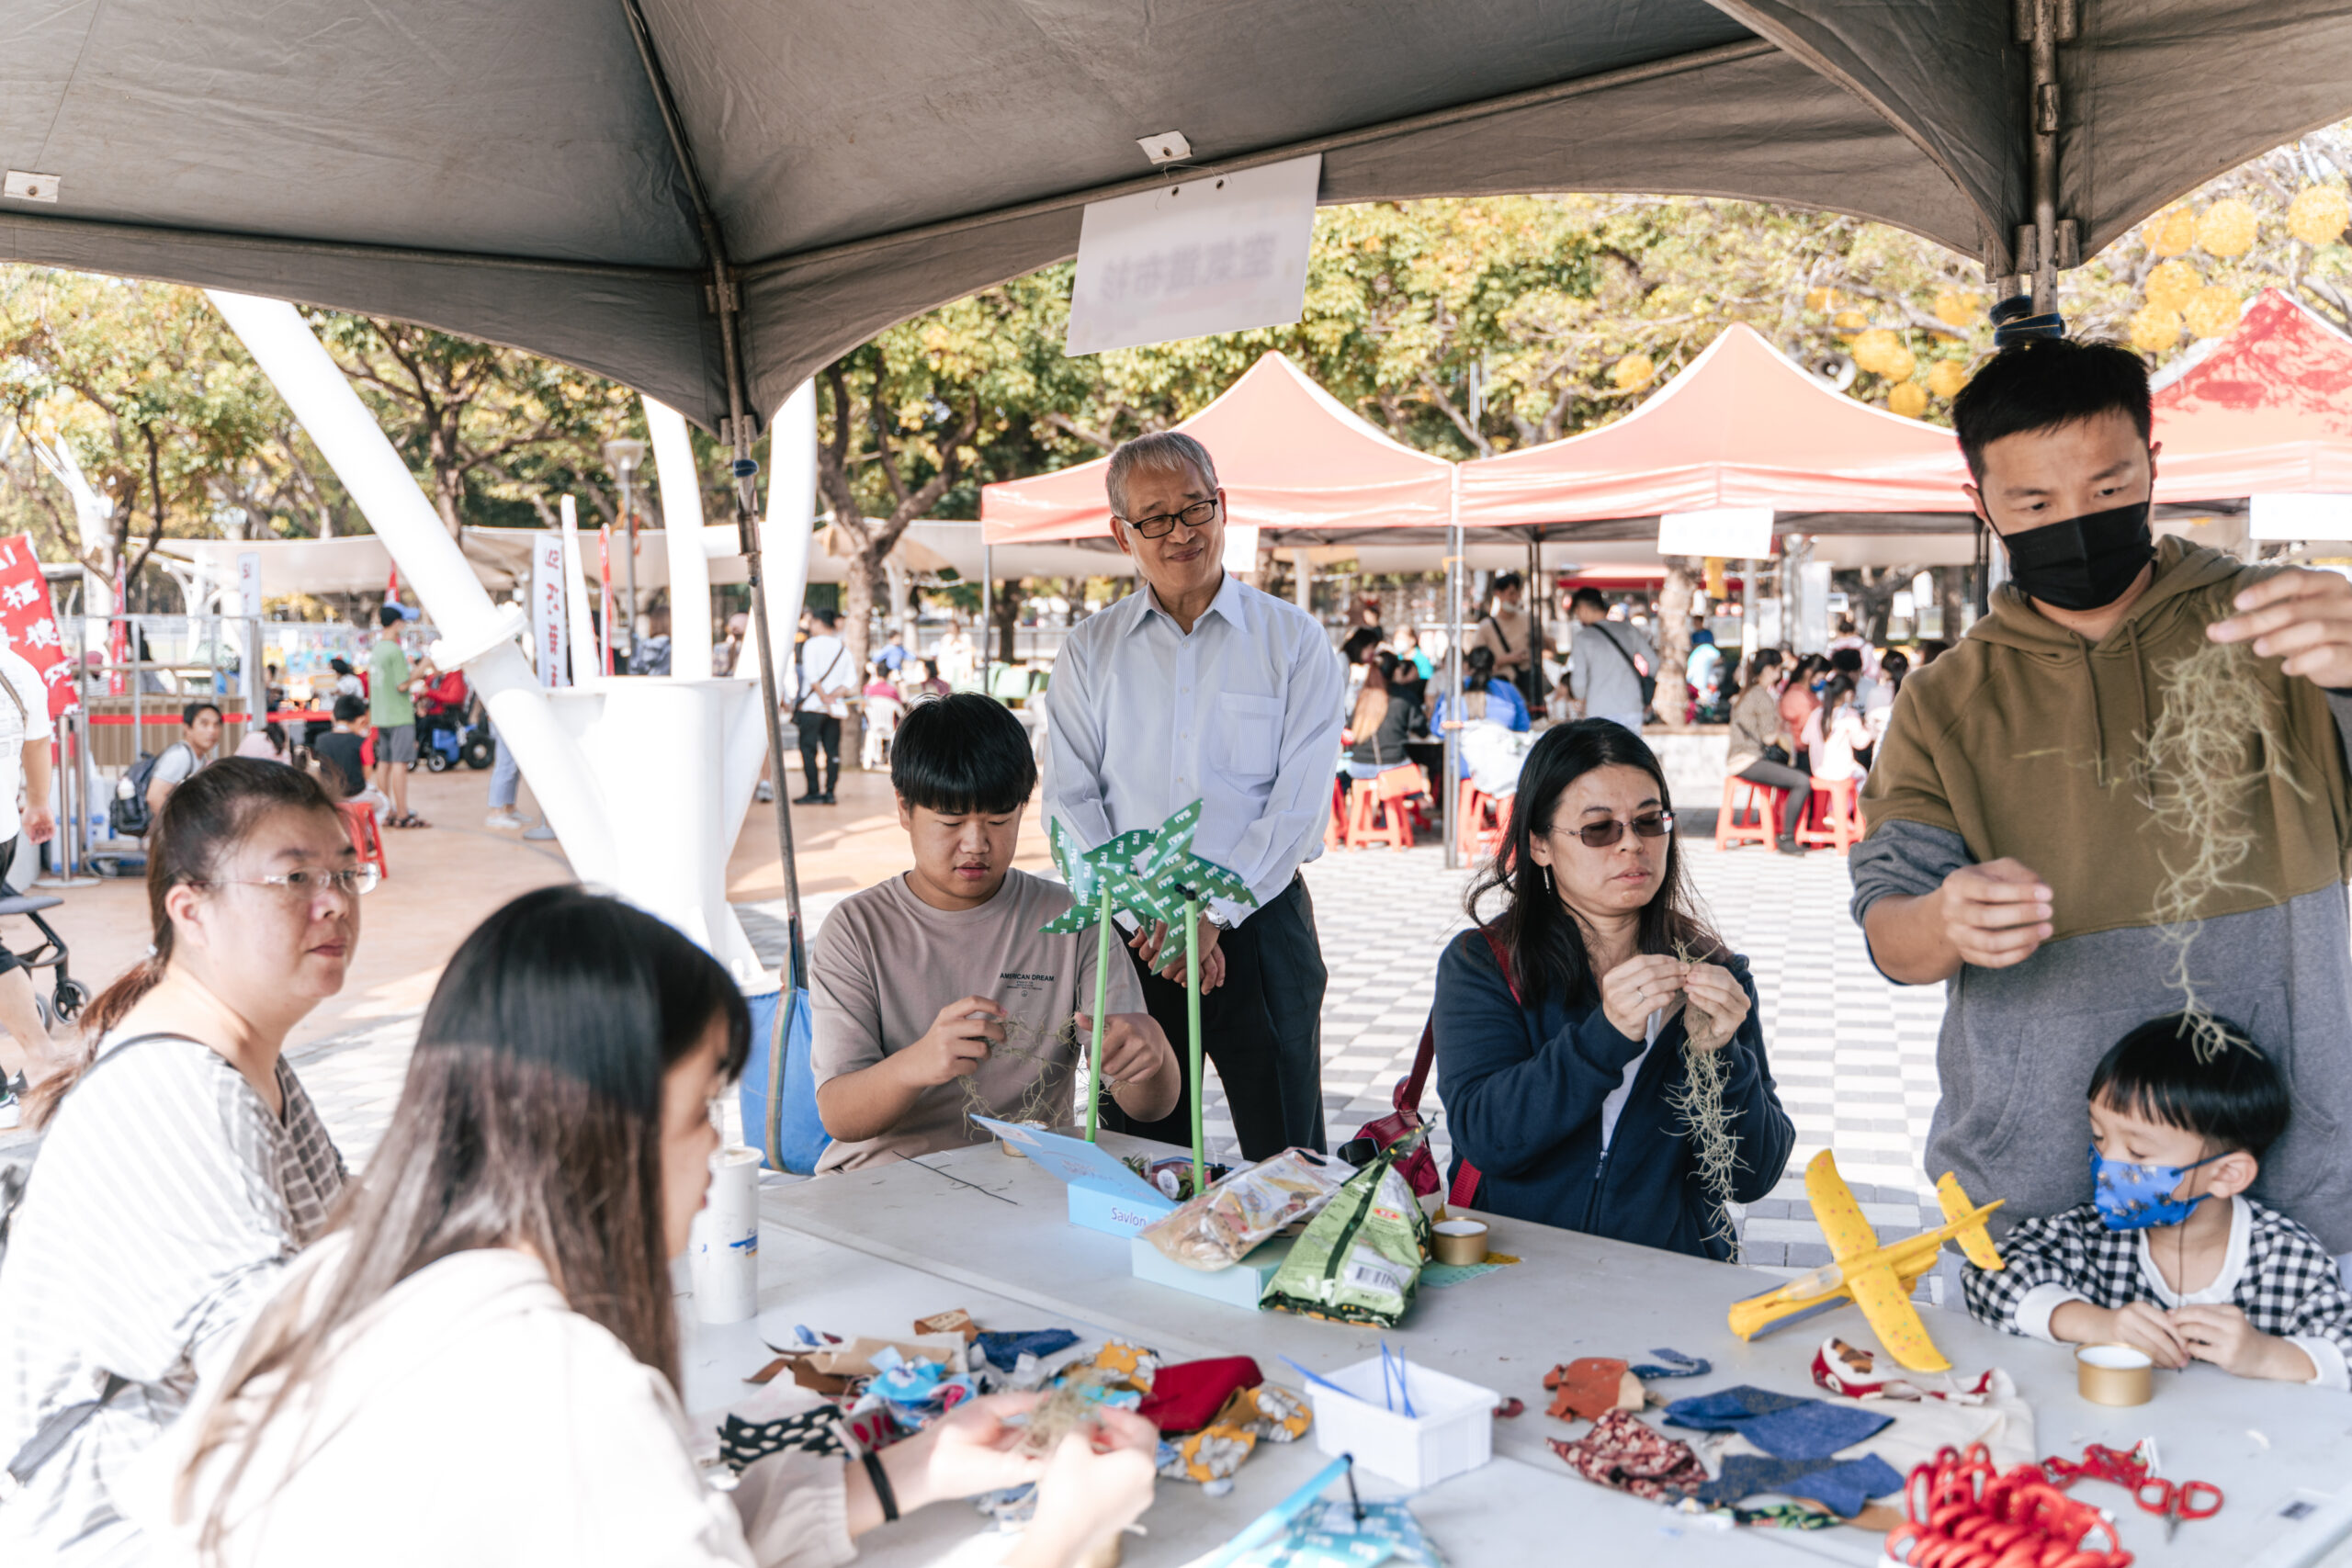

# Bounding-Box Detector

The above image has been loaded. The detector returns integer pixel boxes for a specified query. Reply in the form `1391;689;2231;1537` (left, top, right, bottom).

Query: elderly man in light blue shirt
1043;432;1345;1158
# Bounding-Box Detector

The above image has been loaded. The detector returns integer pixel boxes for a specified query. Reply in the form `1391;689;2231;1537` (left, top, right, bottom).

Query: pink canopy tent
980;351;1453;545
2152;289;2352;502
1456;322;1972;529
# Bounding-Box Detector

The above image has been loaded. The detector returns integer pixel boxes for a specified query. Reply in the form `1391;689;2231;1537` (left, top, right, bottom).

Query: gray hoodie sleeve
1849;818;1970;981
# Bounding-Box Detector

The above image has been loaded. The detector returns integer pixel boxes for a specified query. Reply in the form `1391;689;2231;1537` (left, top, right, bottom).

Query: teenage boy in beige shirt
810;693;1181;1173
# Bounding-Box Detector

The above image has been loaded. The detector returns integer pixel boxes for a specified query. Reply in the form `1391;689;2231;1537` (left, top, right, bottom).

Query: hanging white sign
2250;492;2352;542
1065;154;1320;357
235;551;262;618
1658;508;1774;558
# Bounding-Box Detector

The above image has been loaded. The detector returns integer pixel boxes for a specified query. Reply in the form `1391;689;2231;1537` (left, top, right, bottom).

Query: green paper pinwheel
1042;801;1256;1190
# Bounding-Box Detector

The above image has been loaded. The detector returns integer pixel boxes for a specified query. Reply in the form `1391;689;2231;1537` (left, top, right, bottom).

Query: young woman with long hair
144;887;1156;1568
0;759;363;1562
1431;721;1793;1258
1724;649;1810;853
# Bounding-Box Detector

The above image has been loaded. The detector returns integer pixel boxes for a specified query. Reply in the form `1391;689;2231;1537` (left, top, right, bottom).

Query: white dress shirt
1044;573;1345;926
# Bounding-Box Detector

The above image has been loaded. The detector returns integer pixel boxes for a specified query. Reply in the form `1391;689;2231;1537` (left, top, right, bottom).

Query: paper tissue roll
695;1145;763;1324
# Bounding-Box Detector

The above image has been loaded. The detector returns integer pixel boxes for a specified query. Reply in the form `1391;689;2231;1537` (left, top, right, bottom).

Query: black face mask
1998;500;2154;613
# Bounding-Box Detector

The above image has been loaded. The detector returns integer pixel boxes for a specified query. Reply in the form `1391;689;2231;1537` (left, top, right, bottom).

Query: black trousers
1736;759;1812;837
1101;875;1329;1161
796;713;842;795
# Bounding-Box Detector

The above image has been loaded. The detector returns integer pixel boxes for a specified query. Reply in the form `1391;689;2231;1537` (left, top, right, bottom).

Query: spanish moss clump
963;1011;1082;1131
2142;637;2305;1062
1668;941;1744;1259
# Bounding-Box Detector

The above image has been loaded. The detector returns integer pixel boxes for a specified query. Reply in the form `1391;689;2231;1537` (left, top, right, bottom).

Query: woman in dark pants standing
1724;649;1810;855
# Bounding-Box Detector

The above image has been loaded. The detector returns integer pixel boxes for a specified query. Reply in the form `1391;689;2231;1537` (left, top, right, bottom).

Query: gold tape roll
1433;1219;1489;1267
2076;1344;2154;1406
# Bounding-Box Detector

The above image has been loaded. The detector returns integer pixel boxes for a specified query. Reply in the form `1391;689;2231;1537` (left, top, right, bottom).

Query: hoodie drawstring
2080;620;2155;808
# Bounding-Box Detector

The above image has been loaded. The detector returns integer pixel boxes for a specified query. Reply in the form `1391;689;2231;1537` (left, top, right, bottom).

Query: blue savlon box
1128;1234;1292;1309
971;1116;1178;1238
1068;1180;1178;1237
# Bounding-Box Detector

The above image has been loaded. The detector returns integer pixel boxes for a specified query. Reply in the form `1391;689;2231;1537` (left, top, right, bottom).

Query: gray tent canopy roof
3;0;2346;432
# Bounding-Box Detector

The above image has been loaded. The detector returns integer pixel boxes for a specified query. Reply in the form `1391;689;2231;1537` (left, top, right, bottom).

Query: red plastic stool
1715;776;1785;851
1795;774;1860;854
1457;778;1509;861
338;798;390;880
1344;778;1413;851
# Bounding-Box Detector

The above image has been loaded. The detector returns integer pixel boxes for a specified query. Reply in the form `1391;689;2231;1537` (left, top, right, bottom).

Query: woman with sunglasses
1431;721;1793;1258
0;759;364;1562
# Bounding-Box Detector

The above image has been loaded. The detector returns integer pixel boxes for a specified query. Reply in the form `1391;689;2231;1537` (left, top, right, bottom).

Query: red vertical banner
0;535;78;718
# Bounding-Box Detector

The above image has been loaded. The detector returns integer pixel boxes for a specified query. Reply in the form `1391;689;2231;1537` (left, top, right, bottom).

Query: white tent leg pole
763;382;818;677
1293;547;1312;613
206;289;618;886
980;548;993;694
1442;470;1464;872
645;396;715;679
559;497;602;685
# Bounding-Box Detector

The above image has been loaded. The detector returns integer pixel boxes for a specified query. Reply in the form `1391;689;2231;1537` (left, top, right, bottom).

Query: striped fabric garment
0;1032;345;1564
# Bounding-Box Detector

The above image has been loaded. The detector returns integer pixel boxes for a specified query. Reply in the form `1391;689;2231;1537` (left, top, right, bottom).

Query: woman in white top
145;887;1156;1568
0;759;361;1564
1802;673;1873;783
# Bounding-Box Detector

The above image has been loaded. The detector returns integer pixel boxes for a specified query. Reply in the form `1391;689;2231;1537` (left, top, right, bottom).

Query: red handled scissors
2136;1476;2224;1540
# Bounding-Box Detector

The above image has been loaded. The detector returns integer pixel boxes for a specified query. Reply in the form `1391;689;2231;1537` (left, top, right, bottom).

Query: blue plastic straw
1380;1340;1416;1417
1197;1453;1354;1568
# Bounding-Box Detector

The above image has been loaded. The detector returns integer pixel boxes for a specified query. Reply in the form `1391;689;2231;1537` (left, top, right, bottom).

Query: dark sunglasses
1564;810;1674;848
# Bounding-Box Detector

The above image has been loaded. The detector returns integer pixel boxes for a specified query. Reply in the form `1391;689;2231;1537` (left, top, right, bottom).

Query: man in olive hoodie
1855;336;2352;1258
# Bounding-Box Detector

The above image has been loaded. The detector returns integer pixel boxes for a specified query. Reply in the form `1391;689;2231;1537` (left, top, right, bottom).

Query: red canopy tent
1456;322;1972;528
980;351;1453;545
2152;289;2352;502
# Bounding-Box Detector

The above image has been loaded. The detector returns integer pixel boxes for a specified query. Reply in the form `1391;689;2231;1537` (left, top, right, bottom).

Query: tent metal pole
1442;470;1464;872
981;548;993;696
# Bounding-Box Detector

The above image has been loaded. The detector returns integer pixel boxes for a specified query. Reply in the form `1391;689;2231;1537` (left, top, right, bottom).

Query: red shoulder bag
1348;928;1514;1209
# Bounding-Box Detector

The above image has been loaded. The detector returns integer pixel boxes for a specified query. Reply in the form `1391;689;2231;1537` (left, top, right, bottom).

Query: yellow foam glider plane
1727;1150;2005;1373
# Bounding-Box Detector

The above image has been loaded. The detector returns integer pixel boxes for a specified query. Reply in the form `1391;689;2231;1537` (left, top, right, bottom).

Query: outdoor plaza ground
0;760;1947;1280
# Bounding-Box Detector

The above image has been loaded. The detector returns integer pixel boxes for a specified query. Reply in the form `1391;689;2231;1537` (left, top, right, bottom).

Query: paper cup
1432;1217;1489;1267
694;1145;762;1324
2075;1343;2154;1406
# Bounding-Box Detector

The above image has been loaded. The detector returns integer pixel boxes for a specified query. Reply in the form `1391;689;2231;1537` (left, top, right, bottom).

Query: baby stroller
414;671;493;772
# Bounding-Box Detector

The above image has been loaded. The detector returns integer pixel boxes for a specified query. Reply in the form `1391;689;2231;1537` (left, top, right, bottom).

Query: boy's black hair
333;694;368;723
2089;1013;2290;1159
1950;336;2152;485
1569;586;1607;614
378;603;405;628
183;701;221;727
890;692;1036;815
1828;647;1863;675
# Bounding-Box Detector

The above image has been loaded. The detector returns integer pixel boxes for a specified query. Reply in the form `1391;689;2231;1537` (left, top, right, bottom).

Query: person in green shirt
368;604;428;828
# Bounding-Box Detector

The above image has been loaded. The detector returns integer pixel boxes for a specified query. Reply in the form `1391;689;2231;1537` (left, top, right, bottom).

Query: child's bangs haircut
2088;1013;2290;1158
1950;336;2153;484
890;692;1037;816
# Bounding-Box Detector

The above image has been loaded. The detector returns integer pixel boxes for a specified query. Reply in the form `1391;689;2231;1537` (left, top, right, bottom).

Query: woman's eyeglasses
1566;811;1674;849
200;866;382;898
1116;498;1219;539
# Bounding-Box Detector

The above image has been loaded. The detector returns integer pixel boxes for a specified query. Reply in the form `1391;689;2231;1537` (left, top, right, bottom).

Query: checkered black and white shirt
1962;1196;2352;1390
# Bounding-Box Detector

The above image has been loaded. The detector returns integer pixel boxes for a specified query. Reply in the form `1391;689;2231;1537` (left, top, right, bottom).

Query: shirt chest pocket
1216;694;1283;782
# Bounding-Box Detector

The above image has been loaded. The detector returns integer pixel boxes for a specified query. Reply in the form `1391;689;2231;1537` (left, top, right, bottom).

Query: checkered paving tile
10;835;1951;1291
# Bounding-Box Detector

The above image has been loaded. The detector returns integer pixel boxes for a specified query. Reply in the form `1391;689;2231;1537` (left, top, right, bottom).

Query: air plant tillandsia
1041;801;1257;1190
2140;637;2307;1063
1668;940;1744;1260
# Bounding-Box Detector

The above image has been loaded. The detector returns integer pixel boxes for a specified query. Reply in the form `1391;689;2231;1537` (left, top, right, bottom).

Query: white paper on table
1065;154;1320;357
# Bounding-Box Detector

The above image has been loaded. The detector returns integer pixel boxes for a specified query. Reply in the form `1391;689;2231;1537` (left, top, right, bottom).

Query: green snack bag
1261;1143;1432;1326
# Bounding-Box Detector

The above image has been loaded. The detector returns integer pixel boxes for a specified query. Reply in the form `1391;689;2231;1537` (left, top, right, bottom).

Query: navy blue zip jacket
1431;928;1794;1261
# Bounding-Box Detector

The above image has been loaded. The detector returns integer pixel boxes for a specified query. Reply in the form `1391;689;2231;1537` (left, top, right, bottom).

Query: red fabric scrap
1137;1356;1264;1435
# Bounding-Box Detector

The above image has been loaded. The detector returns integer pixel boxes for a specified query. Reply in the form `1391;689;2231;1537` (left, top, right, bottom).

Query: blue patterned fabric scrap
976;1328;1080;1370
1661;1385;1890;1461
1690;1453;1905;1517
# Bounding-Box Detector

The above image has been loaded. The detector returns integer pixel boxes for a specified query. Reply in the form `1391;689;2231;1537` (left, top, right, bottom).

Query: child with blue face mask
1962;1013;2352;1387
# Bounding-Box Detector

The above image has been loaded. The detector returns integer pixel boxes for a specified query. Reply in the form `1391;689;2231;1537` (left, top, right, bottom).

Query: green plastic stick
1187;896;1204;1195
1085;879;1111;1141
